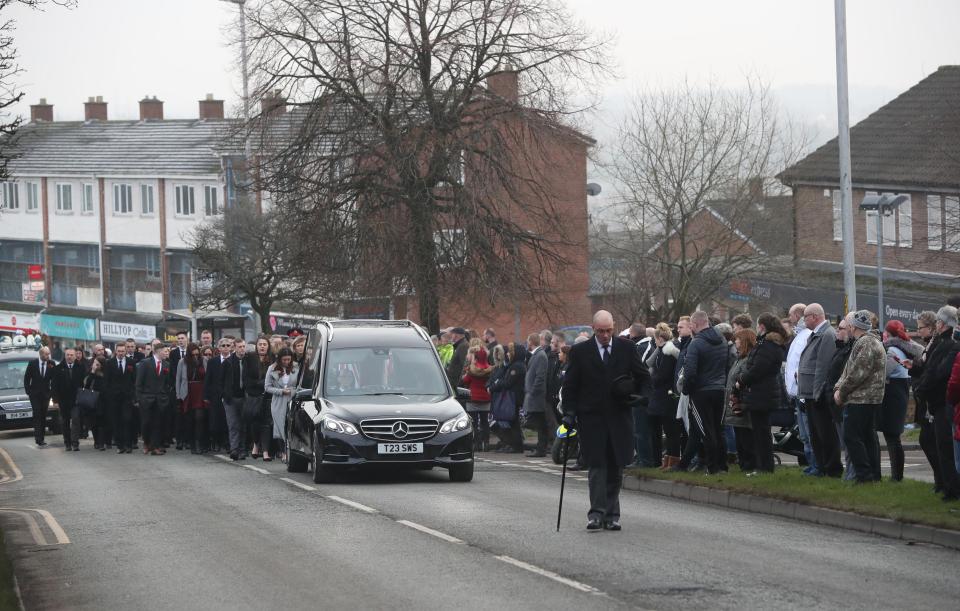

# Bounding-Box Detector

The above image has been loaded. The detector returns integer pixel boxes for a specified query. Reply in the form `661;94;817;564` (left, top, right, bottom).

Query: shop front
40;313;98;359
0;310;41;347
99;320;157;348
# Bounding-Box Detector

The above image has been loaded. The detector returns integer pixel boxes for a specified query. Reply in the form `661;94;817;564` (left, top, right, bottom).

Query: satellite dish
586;182;602;196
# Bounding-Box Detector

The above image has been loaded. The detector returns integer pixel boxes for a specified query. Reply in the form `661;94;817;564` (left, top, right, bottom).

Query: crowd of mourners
19;294;960;501
436;296;960;501
23;329;309;462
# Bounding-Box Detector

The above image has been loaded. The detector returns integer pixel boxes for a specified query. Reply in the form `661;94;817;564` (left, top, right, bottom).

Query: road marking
23;444;38;450
243;465;270;475
396;519;464;544
0;447;23;484
279;477;315;491
495;555;601;594
214;454;233;462
326;495;378;514
0;508;70;546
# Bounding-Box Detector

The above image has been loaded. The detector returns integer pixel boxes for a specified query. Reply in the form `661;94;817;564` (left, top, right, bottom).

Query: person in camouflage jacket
833;310;886;483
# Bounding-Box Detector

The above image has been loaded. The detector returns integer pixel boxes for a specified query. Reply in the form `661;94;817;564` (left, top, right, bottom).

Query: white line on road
214;454;233;462
23;444;38;450
495;555;601;594
243;465;271;475
396;519;464;544
279;477;315;491
34;509;70;544
0;447;23;484
326;495;378;514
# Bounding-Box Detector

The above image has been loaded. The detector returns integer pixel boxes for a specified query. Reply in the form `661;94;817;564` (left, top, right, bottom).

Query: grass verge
0;528;19;611
625;465;960;531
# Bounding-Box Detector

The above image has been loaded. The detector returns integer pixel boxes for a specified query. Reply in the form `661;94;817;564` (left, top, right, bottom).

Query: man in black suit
136;342;171;455
167;332;189;448
51;347;87;451
204;337;233;453
105;342;138;453
562;310;647;531
222;337;248;460
23;346;56;446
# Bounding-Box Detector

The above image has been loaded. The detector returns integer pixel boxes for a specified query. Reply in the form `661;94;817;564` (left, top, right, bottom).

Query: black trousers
690;390;725;473
111;397;136;450
29;394;49;444
842;403;880;483
647;413;681;459
733;426;756;471
879;379;909;481
807;398;843;476
60;401;78;447
525;412;549;454
678;406;703;469
919;417;942;490
932;405;960;497
139;394;167;450
748;410;774;472
587;439;623;522
208;398;228;449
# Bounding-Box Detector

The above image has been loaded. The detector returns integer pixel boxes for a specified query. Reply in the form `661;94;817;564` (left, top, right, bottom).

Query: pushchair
770;407;807;466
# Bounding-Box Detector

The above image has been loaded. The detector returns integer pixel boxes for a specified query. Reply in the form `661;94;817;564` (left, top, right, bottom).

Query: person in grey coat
524;332;549;457
797;303;842;477
264;349;299;462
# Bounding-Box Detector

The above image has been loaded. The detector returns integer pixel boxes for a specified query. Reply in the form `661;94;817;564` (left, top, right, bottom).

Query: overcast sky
7;0;959;199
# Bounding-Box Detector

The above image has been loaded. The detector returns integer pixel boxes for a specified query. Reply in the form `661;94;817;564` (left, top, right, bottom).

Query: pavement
1;430;958;611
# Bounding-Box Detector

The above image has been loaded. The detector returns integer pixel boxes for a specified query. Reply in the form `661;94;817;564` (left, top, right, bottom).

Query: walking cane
556;423;575;532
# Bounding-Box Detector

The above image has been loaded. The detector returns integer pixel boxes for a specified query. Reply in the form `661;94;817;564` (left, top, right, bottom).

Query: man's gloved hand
561;415;576;429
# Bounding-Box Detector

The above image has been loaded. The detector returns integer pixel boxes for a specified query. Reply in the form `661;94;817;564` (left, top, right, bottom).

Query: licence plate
4;411;31;420
377;443;423;454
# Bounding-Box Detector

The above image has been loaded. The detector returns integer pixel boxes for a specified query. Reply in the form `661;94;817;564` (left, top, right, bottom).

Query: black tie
602;345;610;365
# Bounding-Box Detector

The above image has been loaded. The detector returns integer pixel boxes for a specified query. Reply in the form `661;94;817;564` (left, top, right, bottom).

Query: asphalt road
0;430;957;611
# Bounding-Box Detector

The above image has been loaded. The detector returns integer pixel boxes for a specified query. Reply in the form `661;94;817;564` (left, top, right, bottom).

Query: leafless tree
588;223;657;325
241;0;609;333
0;0;74;180
604;78;810;321
187;203;354;333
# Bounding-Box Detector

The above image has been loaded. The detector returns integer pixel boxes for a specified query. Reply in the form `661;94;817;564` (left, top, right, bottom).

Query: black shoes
603;520;622;531
117;448;125;454
525;451;547;458
36;440;47;447
586;519;602;531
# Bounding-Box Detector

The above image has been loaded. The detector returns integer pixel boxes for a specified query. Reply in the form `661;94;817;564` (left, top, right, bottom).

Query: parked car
286;319;475;483
0;346;60;434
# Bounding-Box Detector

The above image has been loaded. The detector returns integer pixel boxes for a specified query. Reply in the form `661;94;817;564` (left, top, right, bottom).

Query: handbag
76;388;99;413
491;391;516;423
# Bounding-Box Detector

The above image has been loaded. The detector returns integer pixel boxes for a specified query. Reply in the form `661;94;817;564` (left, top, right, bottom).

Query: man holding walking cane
561;310;648;531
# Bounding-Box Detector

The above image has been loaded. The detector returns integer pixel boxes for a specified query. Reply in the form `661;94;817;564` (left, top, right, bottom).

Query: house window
25;182;39;212
434;228;466;268
945;196;960;253
56;183;73;212
204;185;220;216
864;191;906;247
81;184;94;214
927;195;943;250
1;182;19;210
140;184;155;215
175;185;195;216
113;183;133;214
830;190;842;241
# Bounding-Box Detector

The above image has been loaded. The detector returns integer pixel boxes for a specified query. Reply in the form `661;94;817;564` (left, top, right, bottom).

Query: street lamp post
859;194;908;328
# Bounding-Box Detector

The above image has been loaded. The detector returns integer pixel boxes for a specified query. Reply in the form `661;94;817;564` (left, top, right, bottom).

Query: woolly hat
851;310;873;331
937;305;958;329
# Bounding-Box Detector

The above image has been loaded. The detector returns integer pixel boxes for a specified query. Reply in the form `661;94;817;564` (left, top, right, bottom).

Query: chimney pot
260;90;287;117
198;94;225;120
486;65;519;103
84;96;108;121
30;98;54;122
139;96;164;120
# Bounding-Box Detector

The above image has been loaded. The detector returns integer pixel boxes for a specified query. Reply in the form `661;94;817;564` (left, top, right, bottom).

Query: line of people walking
22;331;308;462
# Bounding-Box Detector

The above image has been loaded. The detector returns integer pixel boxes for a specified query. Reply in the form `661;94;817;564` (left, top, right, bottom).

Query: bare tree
242;0;609;333
0;0;74;179
187;203;354;333
605;78;810;321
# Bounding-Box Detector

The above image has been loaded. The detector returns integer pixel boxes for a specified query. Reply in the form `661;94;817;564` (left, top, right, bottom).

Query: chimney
748;177;765;202
30;98;53;122
486;65;519;103
139;95;164;120
84;96;108;121
198;93;224;120
260;89;286;117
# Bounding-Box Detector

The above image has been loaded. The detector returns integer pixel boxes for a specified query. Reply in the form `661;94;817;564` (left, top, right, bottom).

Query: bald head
593;310;614;327
592;310;615;347
803;303;826;329
788;303;807;324
690;310;710;333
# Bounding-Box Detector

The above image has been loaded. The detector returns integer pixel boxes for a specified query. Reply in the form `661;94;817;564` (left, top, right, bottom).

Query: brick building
779;65;960;323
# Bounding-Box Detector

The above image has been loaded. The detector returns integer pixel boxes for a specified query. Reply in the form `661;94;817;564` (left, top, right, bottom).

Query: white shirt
785;324;811;397
594;336;611;361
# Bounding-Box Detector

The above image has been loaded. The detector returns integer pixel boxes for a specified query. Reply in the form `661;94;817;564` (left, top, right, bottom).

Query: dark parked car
0;346;60;434
286;320;474;483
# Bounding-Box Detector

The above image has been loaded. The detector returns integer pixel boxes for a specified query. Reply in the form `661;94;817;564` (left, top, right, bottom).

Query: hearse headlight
440;414;471;434
322;416;358;435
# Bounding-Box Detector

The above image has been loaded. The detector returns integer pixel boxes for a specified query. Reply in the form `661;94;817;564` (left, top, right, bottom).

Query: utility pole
834;0;857;313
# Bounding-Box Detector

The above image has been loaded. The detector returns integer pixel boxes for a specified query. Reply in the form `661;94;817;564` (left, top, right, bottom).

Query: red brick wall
793;185;960;273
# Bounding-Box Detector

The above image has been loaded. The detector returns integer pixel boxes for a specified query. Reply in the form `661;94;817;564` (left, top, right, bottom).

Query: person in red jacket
946;351;960;473
462;344;492;452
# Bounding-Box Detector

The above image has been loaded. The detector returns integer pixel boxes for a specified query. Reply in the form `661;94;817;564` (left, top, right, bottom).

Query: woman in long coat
264;348;299;462
176;343;207;454
735;314;787;473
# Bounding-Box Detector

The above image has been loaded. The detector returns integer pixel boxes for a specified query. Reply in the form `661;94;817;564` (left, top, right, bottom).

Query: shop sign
21;283;44;304
27;265;44;281
99;320;156;343
40;314;97;341
0;311;40;333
